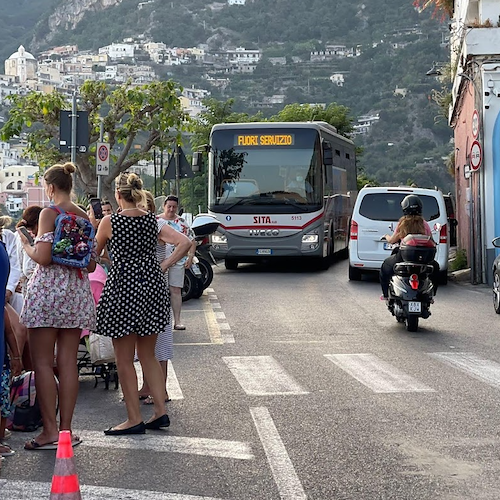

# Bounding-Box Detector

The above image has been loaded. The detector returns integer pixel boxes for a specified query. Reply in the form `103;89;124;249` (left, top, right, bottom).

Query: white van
348;186;449;283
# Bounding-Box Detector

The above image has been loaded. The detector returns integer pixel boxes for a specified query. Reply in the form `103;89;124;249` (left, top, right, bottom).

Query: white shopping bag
89;333;115;365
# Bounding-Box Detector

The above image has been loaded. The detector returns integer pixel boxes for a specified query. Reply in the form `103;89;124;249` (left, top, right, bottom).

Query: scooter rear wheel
406;316;419;332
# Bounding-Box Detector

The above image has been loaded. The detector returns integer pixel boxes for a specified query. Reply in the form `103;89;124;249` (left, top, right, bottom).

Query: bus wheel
225;259;238;270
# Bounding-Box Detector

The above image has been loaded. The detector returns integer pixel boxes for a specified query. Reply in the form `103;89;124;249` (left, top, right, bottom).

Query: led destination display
235;134;295;147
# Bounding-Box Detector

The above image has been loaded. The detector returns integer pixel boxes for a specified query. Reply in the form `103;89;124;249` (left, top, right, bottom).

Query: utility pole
153;149;157;197
70;91;78;164
175;144;180;198
97;120;104;198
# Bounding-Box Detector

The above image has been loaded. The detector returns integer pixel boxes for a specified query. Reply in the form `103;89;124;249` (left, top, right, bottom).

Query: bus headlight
211;232;227;244
302;233;319;244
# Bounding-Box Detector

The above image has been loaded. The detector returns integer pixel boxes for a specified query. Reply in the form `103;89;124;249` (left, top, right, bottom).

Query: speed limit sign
96;142;110;176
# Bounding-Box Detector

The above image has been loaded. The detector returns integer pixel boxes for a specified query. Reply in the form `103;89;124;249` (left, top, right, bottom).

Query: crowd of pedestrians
1;163;192;457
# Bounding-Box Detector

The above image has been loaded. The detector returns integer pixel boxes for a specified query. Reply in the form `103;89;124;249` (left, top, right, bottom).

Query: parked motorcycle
182;214;220;302
386;234;436;332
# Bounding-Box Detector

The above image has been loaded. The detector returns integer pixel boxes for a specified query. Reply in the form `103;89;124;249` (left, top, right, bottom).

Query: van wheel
493;270;500;314
348;265;362;281
225;259;238;270
438;270;448;286
406;316;419;332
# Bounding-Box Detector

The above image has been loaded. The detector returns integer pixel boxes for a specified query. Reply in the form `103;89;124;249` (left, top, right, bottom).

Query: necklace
120;208;138;212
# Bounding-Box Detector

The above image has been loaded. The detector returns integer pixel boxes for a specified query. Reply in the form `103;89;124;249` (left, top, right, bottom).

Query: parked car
492;237;500;313
348;186;449;284
443;193;458;247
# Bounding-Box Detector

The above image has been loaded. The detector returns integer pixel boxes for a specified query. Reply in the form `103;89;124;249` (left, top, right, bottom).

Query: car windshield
359;193;441;221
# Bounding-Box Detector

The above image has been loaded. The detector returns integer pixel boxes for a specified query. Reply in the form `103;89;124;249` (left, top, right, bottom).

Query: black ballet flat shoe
145;414;170;430
104;422;146;435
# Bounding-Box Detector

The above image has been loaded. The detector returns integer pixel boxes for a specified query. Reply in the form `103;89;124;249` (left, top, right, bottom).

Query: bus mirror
192;151;203;173
322;141;333;166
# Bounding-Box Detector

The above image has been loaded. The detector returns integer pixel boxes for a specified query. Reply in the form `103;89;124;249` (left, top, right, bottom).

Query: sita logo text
253;216;276;224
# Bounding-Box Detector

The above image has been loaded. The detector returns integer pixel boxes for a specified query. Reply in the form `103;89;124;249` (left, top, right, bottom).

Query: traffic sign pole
97;121;104;198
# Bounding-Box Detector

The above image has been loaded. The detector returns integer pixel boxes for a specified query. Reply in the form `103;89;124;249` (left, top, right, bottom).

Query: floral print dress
20;232;96;330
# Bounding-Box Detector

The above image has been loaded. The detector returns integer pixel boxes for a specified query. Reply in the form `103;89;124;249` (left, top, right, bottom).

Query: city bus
206;121;357;269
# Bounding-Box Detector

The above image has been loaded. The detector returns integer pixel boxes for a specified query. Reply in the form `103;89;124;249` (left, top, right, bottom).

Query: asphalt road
2;257;500;500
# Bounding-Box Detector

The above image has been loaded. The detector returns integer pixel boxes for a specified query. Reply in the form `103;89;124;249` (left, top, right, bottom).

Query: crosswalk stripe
325;353;435;393
0;480;223;500
430;352;500;388
78;431;254;460
223;356;309;396
250;407;307;500
167;360;184;400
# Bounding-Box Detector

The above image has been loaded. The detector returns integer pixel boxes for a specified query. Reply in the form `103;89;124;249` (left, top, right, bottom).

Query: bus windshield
209;128;323;212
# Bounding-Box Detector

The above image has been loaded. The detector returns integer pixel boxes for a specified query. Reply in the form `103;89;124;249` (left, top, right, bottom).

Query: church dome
8;45;36;61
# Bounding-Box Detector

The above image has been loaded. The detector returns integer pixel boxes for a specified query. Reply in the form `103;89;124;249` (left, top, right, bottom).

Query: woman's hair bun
62;162;76;175
127;173;143;190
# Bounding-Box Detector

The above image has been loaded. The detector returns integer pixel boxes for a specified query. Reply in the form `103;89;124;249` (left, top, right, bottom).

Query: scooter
182;214;220;302
386;234;436;332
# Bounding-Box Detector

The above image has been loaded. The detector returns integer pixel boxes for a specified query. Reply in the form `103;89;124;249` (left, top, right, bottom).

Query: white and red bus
206;122;357;269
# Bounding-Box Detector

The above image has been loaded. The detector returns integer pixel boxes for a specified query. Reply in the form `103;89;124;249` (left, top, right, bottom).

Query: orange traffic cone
50;431;82;500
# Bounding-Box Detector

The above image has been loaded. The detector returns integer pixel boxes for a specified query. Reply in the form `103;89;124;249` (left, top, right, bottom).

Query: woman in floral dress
17;162;96;450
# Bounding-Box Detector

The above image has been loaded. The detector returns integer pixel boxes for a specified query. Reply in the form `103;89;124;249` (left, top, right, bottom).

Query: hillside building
4;46;37;83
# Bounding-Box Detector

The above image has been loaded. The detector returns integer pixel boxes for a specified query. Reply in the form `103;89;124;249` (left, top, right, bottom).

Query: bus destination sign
235;134;295;147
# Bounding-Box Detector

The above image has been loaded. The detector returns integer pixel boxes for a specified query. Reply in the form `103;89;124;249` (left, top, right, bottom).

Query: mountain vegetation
0;0;454;193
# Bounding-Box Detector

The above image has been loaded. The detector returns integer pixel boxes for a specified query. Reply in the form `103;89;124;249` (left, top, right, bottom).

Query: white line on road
0;480;223;500
223;356;309;396
250;407;307;500
325;353;435;393
167;360;184;400
430;352;500;388
78;430;254;460
215;312;226;320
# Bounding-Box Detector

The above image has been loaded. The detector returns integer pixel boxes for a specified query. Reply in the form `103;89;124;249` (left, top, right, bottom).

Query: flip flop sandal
24;439;58;451
0;444;15;457
143;396;172;405
174;324;186;330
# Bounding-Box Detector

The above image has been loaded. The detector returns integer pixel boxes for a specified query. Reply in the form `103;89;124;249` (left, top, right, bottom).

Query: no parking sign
96;142;110;176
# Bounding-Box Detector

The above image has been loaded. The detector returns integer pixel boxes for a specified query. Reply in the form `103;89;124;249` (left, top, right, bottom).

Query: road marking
211;302;222;309
215;312;226;320
167;360;184;400
0;480;223;500
78;430;254;460
430;352;500;388
325;353;435;393
202;295;223;344
223;356;309;396
250;407;307;500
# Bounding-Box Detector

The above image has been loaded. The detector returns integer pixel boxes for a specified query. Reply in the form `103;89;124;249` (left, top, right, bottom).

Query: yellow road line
202;295;223;344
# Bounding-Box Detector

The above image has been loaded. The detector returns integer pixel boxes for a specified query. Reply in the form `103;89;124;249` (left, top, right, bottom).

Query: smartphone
19;226;34;246
90;198;103;219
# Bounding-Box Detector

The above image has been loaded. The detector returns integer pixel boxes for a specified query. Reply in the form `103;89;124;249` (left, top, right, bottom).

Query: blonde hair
116;172;146;206
44;162;76;193
144;191;155;213
0;215;12;237
398;215;426;238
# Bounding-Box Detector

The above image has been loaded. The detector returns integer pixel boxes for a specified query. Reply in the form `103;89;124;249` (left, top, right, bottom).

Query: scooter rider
379;194;439;299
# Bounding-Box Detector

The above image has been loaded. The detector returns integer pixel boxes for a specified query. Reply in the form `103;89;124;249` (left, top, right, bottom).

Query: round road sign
470;140;482;171
98;144;109;162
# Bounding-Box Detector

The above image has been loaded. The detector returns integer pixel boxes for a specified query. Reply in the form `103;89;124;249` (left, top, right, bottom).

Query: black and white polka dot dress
94;212;170;338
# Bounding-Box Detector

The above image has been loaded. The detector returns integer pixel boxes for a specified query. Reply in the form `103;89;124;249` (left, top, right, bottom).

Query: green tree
1;80;188;205
271;103;354;137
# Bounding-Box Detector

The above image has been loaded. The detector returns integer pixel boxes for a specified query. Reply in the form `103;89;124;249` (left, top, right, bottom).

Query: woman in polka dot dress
93;173;191;435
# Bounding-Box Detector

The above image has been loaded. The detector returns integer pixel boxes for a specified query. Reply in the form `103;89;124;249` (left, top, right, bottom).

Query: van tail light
350;220;358;240
439;224;447;244
410;274;419;290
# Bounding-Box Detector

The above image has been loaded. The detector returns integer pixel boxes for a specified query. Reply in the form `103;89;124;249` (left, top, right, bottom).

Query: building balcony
464;27;500;58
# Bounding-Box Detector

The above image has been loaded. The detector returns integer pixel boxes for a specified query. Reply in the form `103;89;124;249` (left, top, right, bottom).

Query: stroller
79;264;118;390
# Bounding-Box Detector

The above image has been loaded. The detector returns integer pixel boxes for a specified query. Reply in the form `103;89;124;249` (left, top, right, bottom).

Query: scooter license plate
383;242;394;250
408;301;421;313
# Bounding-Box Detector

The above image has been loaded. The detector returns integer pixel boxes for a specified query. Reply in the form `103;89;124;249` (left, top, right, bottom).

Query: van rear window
358;193;441;221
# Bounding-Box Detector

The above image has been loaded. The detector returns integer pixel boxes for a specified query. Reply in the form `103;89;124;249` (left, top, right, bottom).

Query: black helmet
401;194;422;216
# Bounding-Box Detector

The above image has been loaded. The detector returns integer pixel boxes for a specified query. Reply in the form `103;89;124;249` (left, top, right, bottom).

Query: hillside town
0;19;429;216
